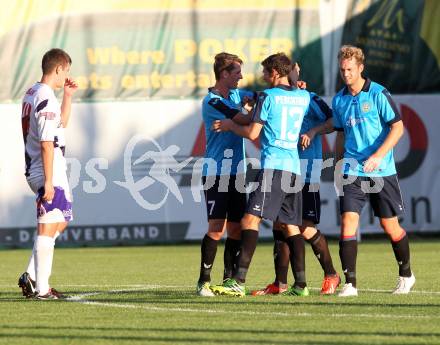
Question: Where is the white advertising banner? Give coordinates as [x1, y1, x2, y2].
[1, 95, 439, 247]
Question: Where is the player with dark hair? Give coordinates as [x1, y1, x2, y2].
[18, 48, 77, 299]
[333, 45, 415, 296]
[210, 53, 311, 297]
[252, 63, 341, 296]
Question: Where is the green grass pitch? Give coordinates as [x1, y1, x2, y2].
[0, 240, 439, 345]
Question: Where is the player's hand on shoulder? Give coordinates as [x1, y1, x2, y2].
[64, 78, 78, 97]
[242, 96, 255, 112]
[297, 80, 307, 89]
[211, 119, 233, 132]
[43, 182, 55, 202]
[243, 102, 254, 114]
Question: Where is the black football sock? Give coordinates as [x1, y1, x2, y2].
[339, 238, 357, 287]
[223, 237, 241, 280]
[286, 234, 306, 289]
[234, 229, 259, 284]
[198, 234, 219, 283]
[306, 230, 337, 276]
[391, 234, 411, 277]
[273, 229, 289, 285]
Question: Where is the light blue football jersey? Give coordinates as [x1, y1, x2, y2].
[252, 85, 310, 174]
[298, 93, 332, 183]
[332, 78, 401, 177]
[202, 88, 256, 176]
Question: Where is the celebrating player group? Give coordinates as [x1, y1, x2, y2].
[17, 45, 415, 300]
[197, 46, 415, 298]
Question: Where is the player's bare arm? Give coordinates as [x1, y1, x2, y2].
[231, 113, 252, 125]
[212, 119, 262, 140]
[363, 120, 404, 173]
[41, 141, 55, 201]
[300, 118, 334, 150]
[60, 78, 78, 128]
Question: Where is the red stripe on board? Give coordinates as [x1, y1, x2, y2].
[400, 104, 428, 150]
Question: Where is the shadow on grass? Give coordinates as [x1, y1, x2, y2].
[0, 327, 436, 345]
[1, 325, 440, 338]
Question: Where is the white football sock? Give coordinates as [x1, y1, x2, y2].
[26, 240, 37, 281]
[35, 235, 55, 295]
[26, 231, 60, 281]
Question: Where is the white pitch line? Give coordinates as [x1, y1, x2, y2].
[71, 299, 292, 317]
[0, 284, 186, 288]
[65, 288, 440, 320]
[2, 283, 440, 295]
[68, 287, 291, 316]
[3, 283, 440, 295]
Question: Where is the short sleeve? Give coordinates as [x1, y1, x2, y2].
[308, 93, 332, 122]
[207, 97, 240, 119]
[252, 92, 270, 123]
[332, 96, 344, 131]
[378, 89, 401, 125]
[36, 99, 58, 142]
